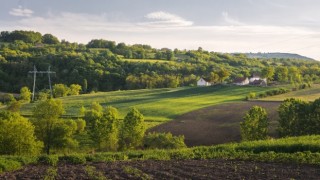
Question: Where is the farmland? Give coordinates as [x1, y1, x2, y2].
[2, 135, 320, 179]
[260, 84, 320, 102]
[19, 85, 278, 127]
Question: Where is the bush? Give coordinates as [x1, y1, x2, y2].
[37, 155, 59, 166]
[0, 158, 21, 173]
[143, 132, 186, 149]
[59, 154, 86, 164]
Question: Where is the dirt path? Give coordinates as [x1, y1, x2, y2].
[150, 101, 281, 147]
[1, 159, 319, 179]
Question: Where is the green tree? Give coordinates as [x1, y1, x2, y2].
[274, 66, 289, 82]
[32, 99, 71, 154]
[240, 106, 269, 141]
[119, 108, 146, 150]
[103, 106, 120, 151]
[83, 79, 88, 93]
[217, 68, 231, 83]
[261, 67, 275, 81]
[53, 84, 70, 98]
[278, 98, 309, 137]
[69, 84, 82, 95]
[20, 86, 31, 102]
[42, 33, 59, 44]
[0, 111, 43, 155]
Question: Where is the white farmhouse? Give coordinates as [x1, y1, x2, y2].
[233, 77, 249, 86]
[197, 78, 211, 86]
[249, 75, 267, 83]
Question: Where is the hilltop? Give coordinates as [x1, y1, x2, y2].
[245, 52, 314, 61]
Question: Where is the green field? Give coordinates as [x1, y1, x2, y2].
[20, 85, 277, 127]
[260, 84, 320, 102]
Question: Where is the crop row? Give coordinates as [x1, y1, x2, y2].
[1, 135, 320, 173]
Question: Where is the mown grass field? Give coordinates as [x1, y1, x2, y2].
[260, 84, 320, 102]
[20, 85, 277, 127]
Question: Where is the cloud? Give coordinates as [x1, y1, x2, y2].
[222, 11, 244, 26]
[141, 11, 193, 27]
[9, 6, 34, 17]
[2, 11, 319, 59]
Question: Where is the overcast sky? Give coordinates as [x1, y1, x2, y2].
[1, 0, 320, 59]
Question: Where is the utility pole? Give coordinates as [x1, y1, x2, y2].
[28, 66, 56, 101]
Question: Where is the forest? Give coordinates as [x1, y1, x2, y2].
[0, 30, 319, 94]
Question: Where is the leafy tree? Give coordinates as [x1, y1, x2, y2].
[274, 66, 289, 82]
[53, 84, 69, 98]
[42, 34, 59, 44]
[261, 67, 274, 81]
[119, 108, 146, 150]
[32, 99, 71, 154]
[103, 106, 120, 151]
[69, 84, 82, 95]
[217, 68, 230, 83]
[83, 79, 88, 93]
[278, 98, 309, 137]
[0, 111, 43, 155]
[20, 86, 31, 102]
[240, 106, 269, 141]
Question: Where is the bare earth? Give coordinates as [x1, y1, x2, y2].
[1, 159, 320, 180]
[150, 101, 281, 147]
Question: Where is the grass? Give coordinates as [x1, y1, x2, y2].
[260, 84, 320, 102]
[20, 85, 278, 127]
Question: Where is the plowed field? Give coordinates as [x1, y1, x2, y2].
[150, 101, 281, 146]
[1, 159, 320, 179]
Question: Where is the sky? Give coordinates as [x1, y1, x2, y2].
[1, 0, 320, 59]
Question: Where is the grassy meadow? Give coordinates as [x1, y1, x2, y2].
[260, 84, 320, 102]
[20, 85, 278, 127]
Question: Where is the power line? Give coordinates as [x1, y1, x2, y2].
[28, 66, 56, 101]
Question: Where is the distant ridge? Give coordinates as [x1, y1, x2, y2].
[244, 52, 314, 61]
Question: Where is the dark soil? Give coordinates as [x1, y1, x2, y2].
[150, 101, 281, 147]
[1, 159, 319, 180]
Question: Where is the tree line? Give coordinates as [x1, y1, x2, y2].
[240, 97, 320, 141]
[0, 30, 320, 93]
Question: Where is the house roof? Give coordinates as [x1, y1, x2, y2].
[250, 79, 265, 85]
[233, 77, 248, 83]
[198, 77, 211, 82]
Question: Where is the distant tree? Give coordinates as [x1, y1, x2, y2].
[119, 108, 146, 150]
[20, 86, 31, 102]
[83, 79, 88, 93]
[42, 34, 59, 44]
[261, 67, 275, 81]
[274, 66, 289, 82]
[208, 72, 219, 83]
[0, 111, 43, 155]
[69, 84, 82, 95]
[240, 106, 269, 141]
[217, 68, 231, 83]
[53, 84, 69, 98]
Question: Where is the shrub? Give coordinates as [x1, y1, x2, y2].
[0, 158, 21, 173]
[37, 155, 59, 166]
[143, 132, 186, 149]
[59, 154, 86, 164]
